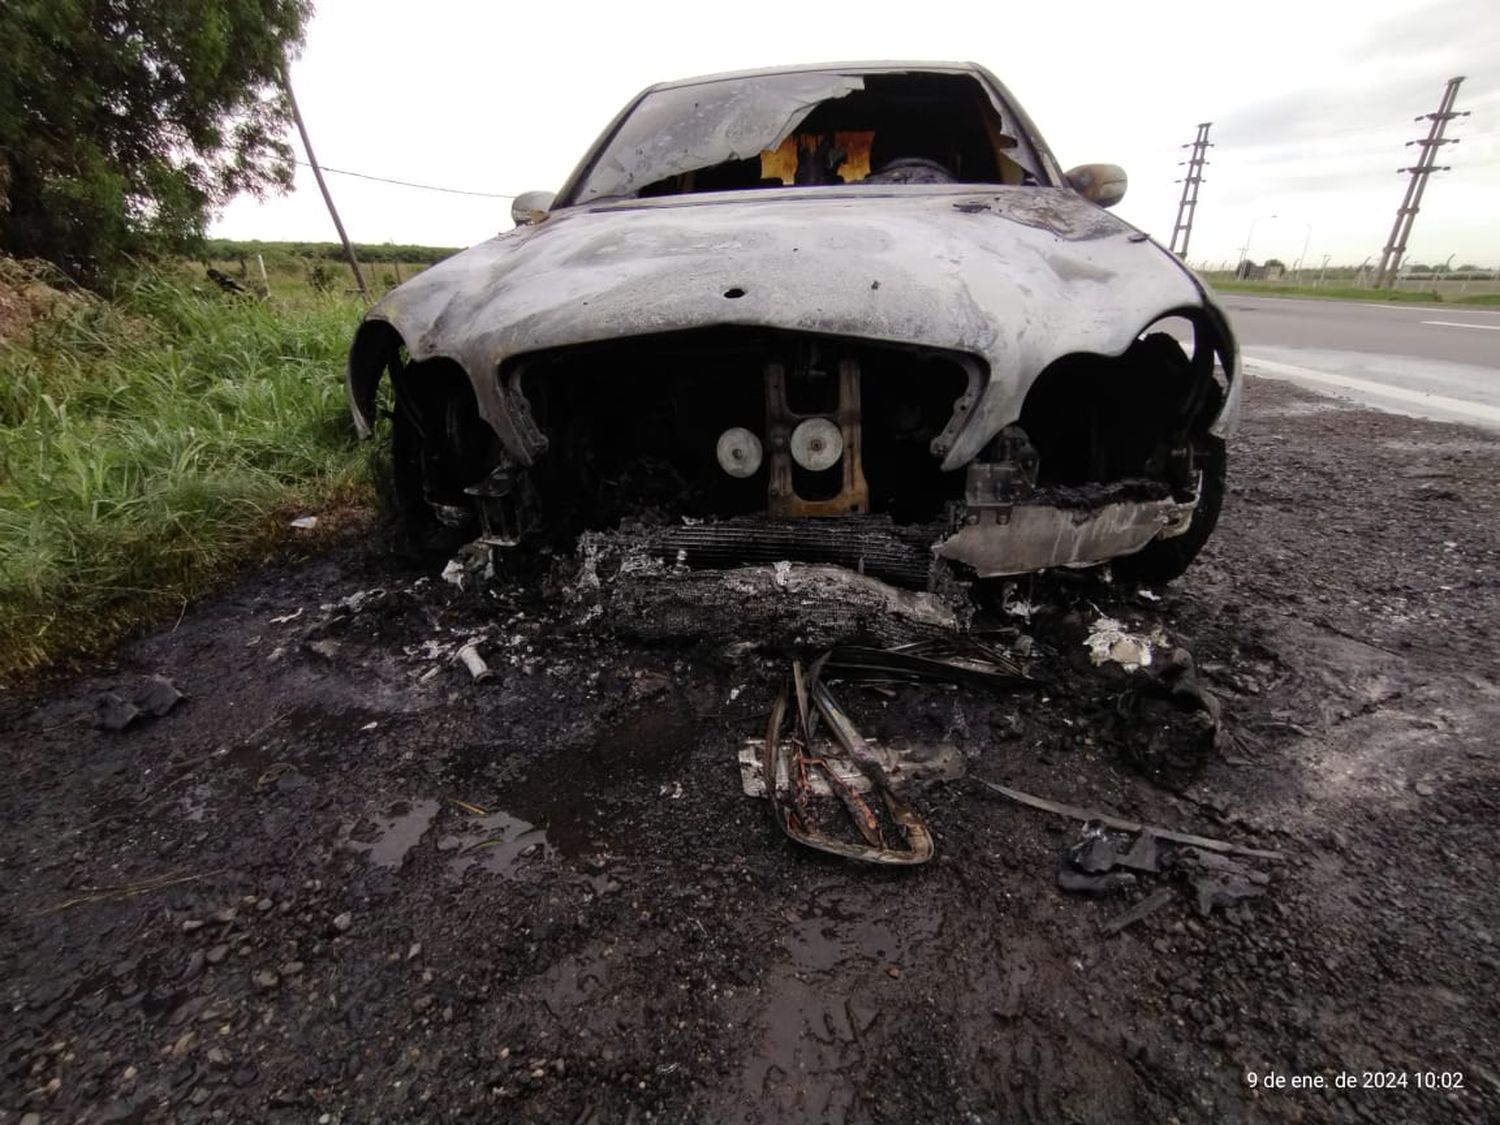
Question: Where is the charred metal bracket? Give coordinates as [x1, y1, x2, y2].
[765, 356, 869, 517]
[500, 361, 550, 462]
[1159, 470, 1201, 539]
[929, 356, 985, 461]
[464, 457, 541, 545]
[957, 425, 1039, 527]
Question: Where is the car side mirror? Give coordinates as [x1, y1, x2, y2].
[1064, 164, 1127, 208]
[511, 190, 556, 227]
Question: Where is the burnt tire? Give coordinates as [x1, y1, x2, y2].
[387, 401, 436, 543]
[384, 361, 490, 548]
[1112, 435, 1227, 586]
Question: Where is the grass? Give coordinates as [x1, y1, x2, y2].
[0, 265, 377, 681]
[202, 238, 459, 266]
[1207, 280, 1500, 306]
[202, 257, 438, 302]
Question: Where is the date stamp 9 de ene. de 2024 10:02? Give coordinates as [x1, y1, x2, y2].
[1246, 1071, 1466, 1093]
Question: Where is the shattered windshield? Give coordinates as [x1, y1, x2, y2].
[564, 70, 1043, 205]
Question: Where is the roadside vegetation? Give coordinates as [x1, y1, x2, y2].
[2, 3, 314, 287]
[1206, 279, 1500, 306]
[0, 259, 375, 680]
[199, 242, 457, 301]
[1200, 273, 1500, 309]
[203, 239, 460, 267]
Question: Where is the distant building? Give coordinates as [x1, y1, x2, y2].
[1234, 259, 1286, 281]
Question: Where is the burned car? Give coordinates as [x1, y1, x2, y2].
[347, 62, 1240, 586]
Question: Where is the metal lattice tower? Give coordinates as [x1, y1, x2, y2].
[1168, 123, 1213, 260]
[1374, 77, 1468, 289]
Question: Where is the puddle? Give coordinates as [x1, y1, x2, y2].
[347, 798, 440, 868]
[741, 900, 944, 1123]
[497, 705, 699, 858]
[443, 809, 552, 879]
[782, 899, 944, 974]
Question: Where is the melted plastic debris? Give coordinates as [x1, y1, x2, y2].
[1084, 616, 1168, 670]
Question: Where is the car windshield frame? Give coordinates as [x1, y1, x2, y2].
[554, 66, 1059, 208]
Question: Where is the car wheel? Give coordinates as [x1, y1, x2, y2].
[1111, 435, 1227, 585]
[387, 398, 437, 542]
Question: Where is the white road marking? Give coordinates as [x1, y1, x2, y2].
[1226, 295, 1500, 318]
[1342, 303, 1500, 317]
[1243, 356, 1500, 427]
[1421, 320, 1500, 331]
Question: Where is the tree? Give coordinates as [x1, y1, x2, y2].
[0, 1, 312, 286]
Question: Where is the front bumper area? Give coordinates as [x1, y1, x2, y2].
[934, 481, 1195, 579]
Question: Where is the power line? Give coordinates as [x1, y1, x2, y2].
[294, 159, 516, 199]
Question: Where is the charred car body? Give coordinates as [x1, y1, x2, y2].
[347, 62, 1240, 586]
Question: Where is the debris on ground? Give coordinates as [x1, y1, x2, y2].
[740, 627, 1037, 865]
[456, 641, 493, 682]
[821, 636, 1032, 690]
[1057, 867, 1138, 895]
[92, 675, 185, 731]
[1177, 846, 1272, 916]
[738, 739, 964, 797]
[566, 530, 967, 649]
[288, 515, 319, 530]
[973, 778, 1283, 861]
[1053, 818, 1275, 930]
[1115, 646, 1223, 787]
[441, 539, 499, 589]
[1073, 828, 1161, 875]
[1100, 887, 1176, 934]
[761, 661, 936, 865]
[605, 562, 963, 649]
[1084, 615, 1167, 670]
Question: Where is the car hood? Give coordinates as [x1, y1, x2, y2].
[367, 185, 1217, 468]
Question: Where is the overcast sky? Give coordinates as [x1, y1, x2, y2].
[212, 0, 1500, 268]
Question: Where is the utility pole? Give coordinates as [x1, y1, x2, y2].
[283, 69, 369, 302]
[1168, 122, 1212, 260]
[1374, 77, 1468, 289]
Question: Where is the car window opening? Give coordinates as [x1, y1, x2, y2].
[576, 71, 1038, 204]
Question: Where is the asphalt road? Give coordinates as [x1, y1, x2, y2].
[1221, 293, 1500, 428]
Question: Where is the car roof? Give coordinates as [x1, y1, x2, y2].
[648, 61, 989, 92]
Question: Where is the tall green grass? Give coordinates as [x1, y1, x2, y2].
[0, 270, 372, 679]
